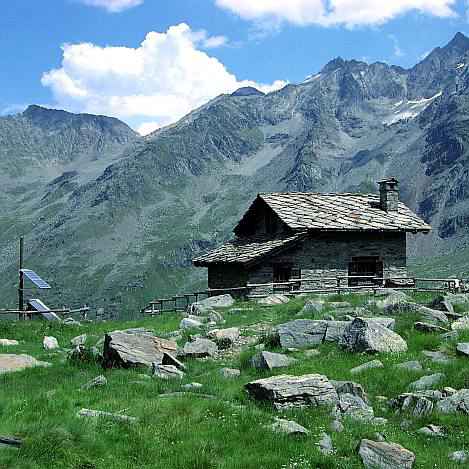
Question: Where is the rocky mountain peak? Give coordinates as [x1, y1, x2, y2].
[231, 87, 265, 97]
[445, 32, 469, 53]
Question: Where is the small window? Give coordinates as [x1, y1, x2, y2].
[273, 265, 292, 283]
[348, 256, 383, 286]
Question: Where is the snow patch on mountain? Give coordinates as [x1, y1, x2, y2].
[383, 92, 442, 125]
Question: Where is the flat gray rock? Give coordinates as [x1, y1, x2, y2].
[422, 350, 453, 365]
[198, 294, 234, 308]
[258, 294, 290, 306]
[277, 320, 327, 348]
[180, 317, 204, 330]
[77, 408, 137, 423]
[206, 327, 239, 348]
[81, 375, 107, 390]
[271, 418, 309, 436]
[219, 368, 240, 379]
[0, 354, 51, 374]
[456, 343, 469, 356]
[359, 439, 415, 469]
[245, 373, 339, 410]
[43, 336, 59, 350]
[103, 330, 177, 369]
[408, 373, 445, 391]
[436, 389, 469, 414]
[0, 339, 19, 346]
[324, 321, 350, 342]
[250, 351, 297, 370]
[417, 424, 445, 438]
[335, 393, 374, 421]
[350, 359, 384, 375]
[317, 432, 334, 455]
[452, 316, 469, 331]
[414, 322, 448, 333]
[183, 338, 218, 358]
[331, 380, 369, 403]
[394, 361, 423, 372]
[151, 364, 185, 380]
[340, 318, 407, 353]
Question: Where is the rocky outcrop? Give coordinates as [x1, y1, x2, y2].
[245, 374, 339, 410]
[277, 320, 327, 348]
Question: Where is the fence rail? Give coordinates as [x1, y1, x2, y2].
[141, 275, 465, 316]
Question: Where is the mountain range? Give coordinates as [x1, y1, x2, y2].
[2, 33, 469, 315]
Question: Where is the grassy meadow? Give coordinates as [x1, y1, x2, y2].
[0, 293, 469, 468]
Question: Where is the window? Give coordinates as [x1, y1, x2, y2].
[273, 265, 293, 283]
[348, 257, 383, 287]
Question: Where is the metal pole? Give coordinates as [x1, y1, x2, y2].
[18, 236, 24, 319]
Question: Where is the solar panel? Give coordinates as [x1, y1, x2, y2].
[20, 269, 51, 289]
[27, 299, 60, 321]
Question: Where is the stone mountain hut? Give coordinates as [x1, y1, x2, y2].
[193, 178, 431, 294]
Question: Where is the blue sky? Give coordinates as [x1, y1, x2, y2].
[1, 0, 469, 133]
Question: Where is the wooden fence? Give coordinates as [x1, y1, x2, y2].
[141, 275, 465, 316]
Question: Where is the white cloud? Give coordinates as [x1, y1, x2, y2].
[215, 0, 457, 27]
[388, 34, 404, 58]
[41, 24, 286, 131]
[79, 0, 143, 12]
[137, 121, 161, 136]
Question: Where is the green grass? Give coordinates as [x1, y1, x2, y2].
[1, 293, 469, 468]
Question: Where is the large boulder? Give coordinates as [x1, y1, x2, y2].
[43, 336, 59, 350]
[180, 317, 204, 330]
[429, 296, 455, 315]
[250, 351, 297, 370]
[245, 373, 339, 410]
[277, 320, 327, 348]
[324, 321, 350, 343]
[384, 302, 448, 324]
[408, 373, 445, 391]
[103, 329, 177, 369]
[199, 294, 235, 308]
[359, 439, 415, 469]
[335, 393, 374, 421]
[339, 318, 407, 353]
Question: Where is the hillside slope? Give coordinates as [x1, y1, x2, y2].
[2, 34, 469, 313]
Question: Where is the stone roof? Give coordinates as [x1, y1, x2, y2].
[240, 192, 431, 233]
[193, 232, 307, 267]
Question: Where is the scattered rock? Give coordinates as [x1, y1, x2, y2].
[43, 336, 59, 350]
[350, 359, 384, 375]
[394, 361, 423, 372]
[198, 294, 234, 308]
[277, 320, 327, 348]
[250, 351, 297, 370]
[422, 350, 453, 365]
[0, 339, 19, 346]
[324, 321, 350, 342]
[71, 334, 87, 346]
[330, 419, 344, 432]
[0, 354, 51, 374]
[441, 330, 459, 341]
[390, 393, 434, 417]
[456, 342, 469, 356]
[152, 364, 185, 380]
[417, 424, 445, 438]
[299, 300, 324, 315]
[271, 418, 309, 436]
[358, 439, 415, 469]
[63, 317, 81, 326]
[180, 317, 204, 330]
[304, 349, 321, 358]
[451, 316, 469, 331]
[449, 451, 469, 463]
[183, 338, 218, 358]
[206, 327, 239, 348]
[408, 373, 445, 391]
[81, 375, 107, 390]
[317, 432, 334, 455]
[340, 318, 407, 353]
[436, 388, 469, 414]
[257, 294, 290, 306]
[335, 393, 374, 421]
[429, 296, 455, 315]
[331, 380, 369, 403]
[77, 408, 137, 423]
[68, 344, 100, 363]
[414, 322, 448, 333]
[245, 373, 339, 410]
[182, 382, 203, 390]
[329, 301, 351, 309]
[219, 367, 240, 379]
[103, 330, 177, 369]
[207, 311, 225, 324]
[161, 352, 186, 371]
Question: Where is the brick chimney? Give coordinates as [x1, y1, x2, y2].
[378, 177, 399, 212]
